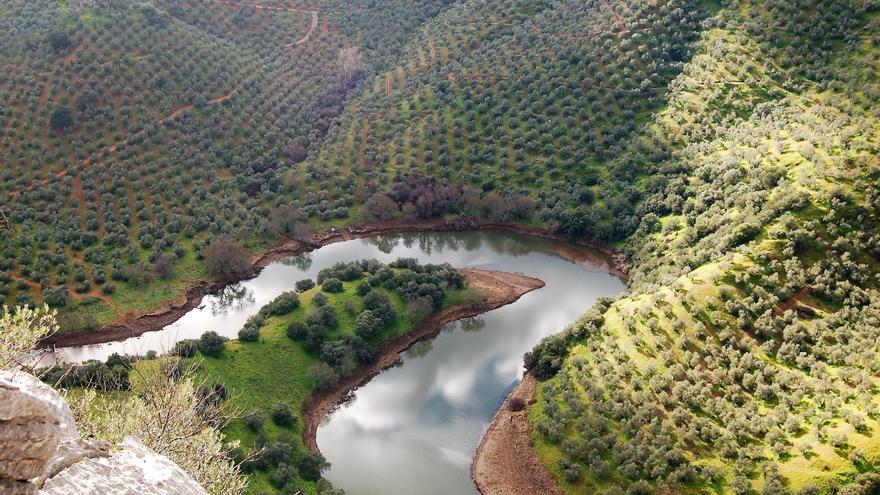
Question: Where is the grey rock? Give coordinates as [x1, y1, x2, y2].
[35, 437, 112, 486]
[0, 371, 67, 481]
[39, 437, 209, 495]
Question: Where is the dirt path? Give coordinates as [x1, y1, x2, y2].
[301, 269, 545, 451]
[209, 0, 315, 14]
[286, 11, 318, 47]
[472, 373, 562, 495]
[424, 26, 437, 59]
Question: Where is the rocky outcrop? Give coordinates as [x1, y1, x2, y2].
[0, 370, 207, 495]
[40, 437, 208, 495]
[0, 371, 71, 494]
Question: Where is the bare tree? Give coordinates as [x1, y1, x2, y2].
[336, 46, 365, 83]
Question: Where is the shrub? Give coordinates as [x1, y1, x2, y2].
[295, 279, 315, 292]
[286, 321, 306, 340]
[296, 451, 330, 482]
[363, 289, 397, 326]
[42, 287, 69, 308]
[172, 339, 199, 358]
[197, 331, 227, 357]
[50, 107, 74, 132]
[307, 362, 339, 392]
[405, 297, 434, 324]
[354, 310, 382, 340]
[271, 403, 297, 427]
[356, 281, 371, 296]
[307, 305, 338, 329]
[508, 397, 526, 412]
[244, 410, 265, 432]
[312, 292, 329, 306]
[204, 239, 250, 278]
[321, 278, 343, 293]
[269, 463, 299, 490]
[267, 291, 300, 315]
[238, 326, 260, 342]
[153, 254, 174, 279]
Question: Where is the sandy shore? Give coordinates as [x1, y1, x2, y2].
[472, 372, 562, 495]
[301, 268, 545, 451]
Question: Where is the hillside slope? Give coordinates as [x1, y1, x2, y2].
[525, 1, 880, 493]
[0, 0, 452, 331]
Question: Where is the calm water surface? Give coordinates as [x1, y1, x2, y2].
[48, 231, 624, 495]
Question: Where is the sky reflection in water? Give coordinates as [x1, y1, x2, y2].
[46, 231, 623, 495]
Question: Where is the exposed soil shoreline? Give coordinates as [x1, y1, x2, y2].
[301, 268, 545, 452]
[41, 217, 626, 348]
[472, 373, 561, 495]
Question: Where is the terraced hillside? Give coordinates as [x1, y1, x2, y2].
[523, 1, 880, 493]
[292, 0, 713, 240]
[0, 0, 452, 331]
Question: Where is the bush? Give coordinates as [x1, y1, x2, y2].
[172, 339, 199, 358]
[405, 297, 434, 324]
[50, 107, 74, 132]
[197, 331, 227, 357]
[269, 463, 299, 490]
[321, 278, 343, 293]
[312, 292, 329, 307]
[42, 286, 69, 308]
[356, 281, 371, 296]
[205, 239, 251, 279]
[244, 410, 265, 431]
[266, 291, 300, 315]
[271, 403, 297, 427]
[286, 321, 306, 340]
[295, 279, 315, 292]
[296, 451, 330, 482]
[363, 289, 397, 326]
[354, 310, 382, 340]
[238, 326, 260, 342]
[307, 305, 338, 329]
[307, 362, 339, 392]
[508, 397, 526, 412]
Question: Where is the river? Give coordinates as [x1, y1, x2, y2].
[45, 231, 624, 495]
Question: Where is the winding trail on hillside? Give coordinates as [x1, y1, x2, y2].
[302, 268, 546, 452]
[424, 25, 437, 59]
[286, 11, 318, 47]
[472, 372, 561, 495]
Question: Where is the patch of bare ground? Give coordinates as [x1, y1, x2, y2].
[302, 269, 545, 451]
[472, 373, 562, 495]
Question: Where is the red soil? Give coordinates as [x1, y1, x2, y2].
[472, 373, 562, 495]
[5, 87, 238, 200]
[424, 26, 437, 59]
[284, 11, 318, 47]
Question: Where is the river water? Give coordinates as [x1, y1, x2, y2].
[45, 231, 624, 495]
